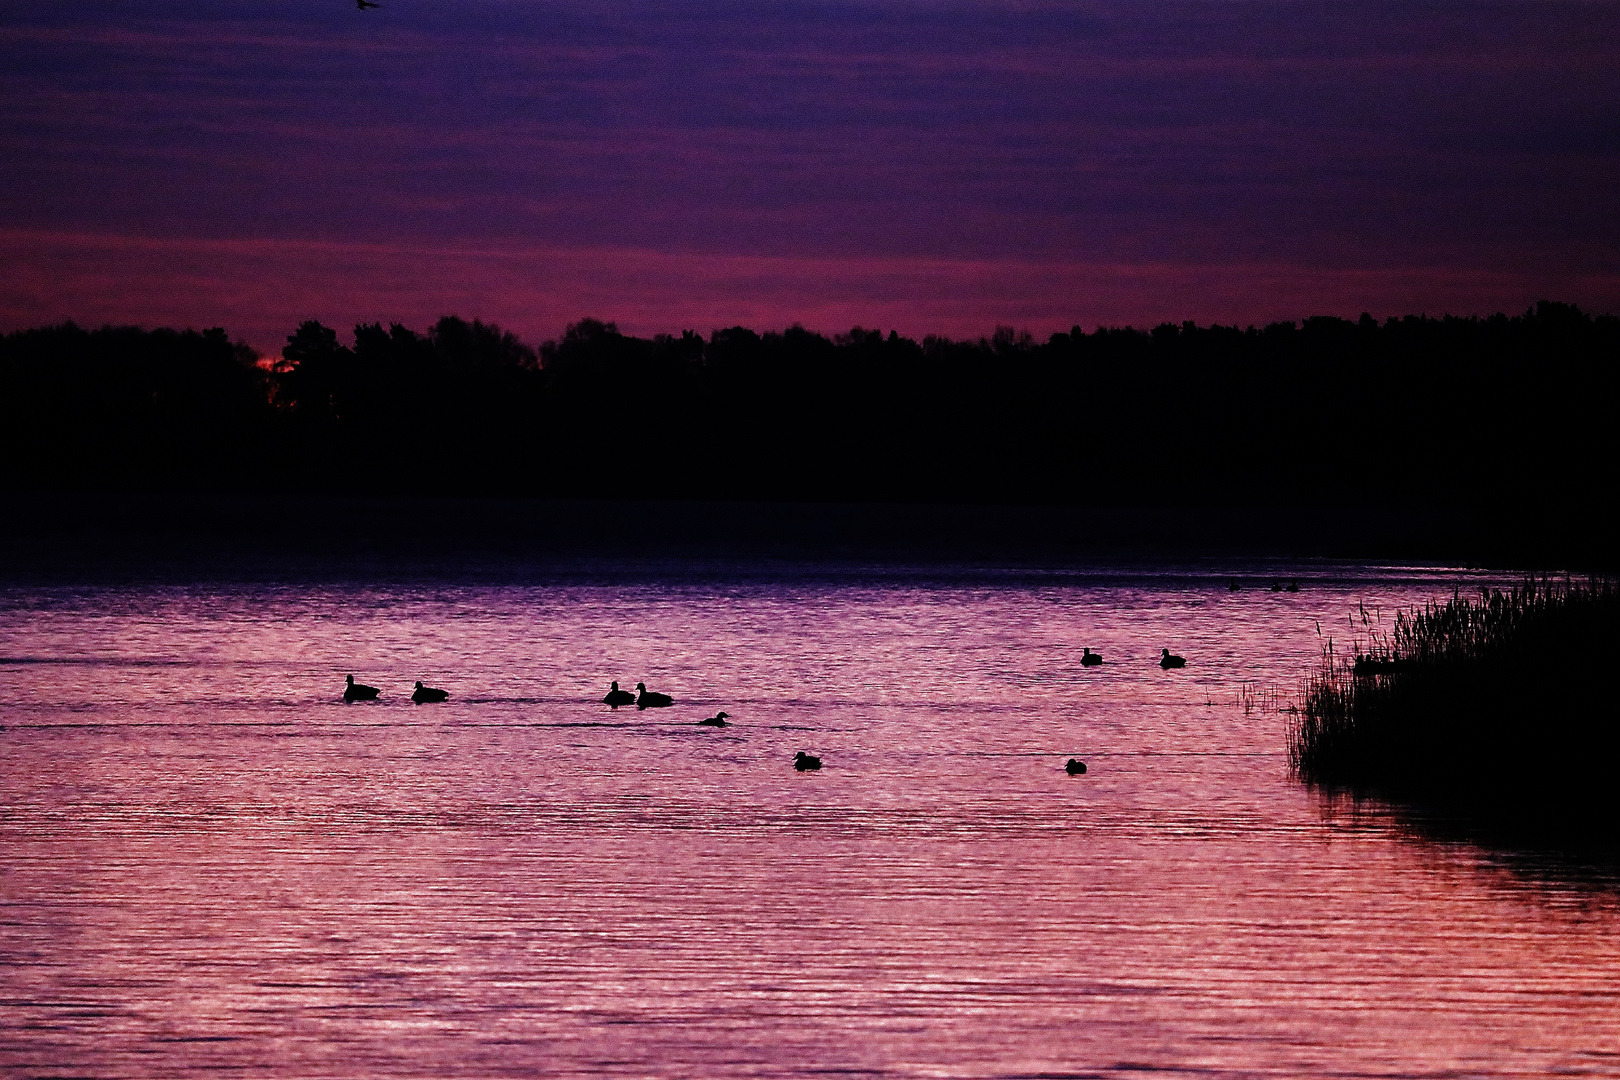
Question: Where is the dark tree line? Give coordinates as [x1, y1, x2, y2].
[2, 304, 1615, 510]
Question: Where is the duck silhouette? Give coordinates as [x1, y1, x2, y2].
[1286, 580, 1300, 593]
[1065, 758, 1087, 775]
[635, 682, 673, 709]
[602, 681, 635, 708]
[411, 680, 449, 704]
[343, 674, 380, 702]
[1081, 647, 1103, 666]
[1229, 578, 1241, 591]
[1159, 648, 1187, 669]
[794, 751, 822, 771]
[697, 712, 729, 727]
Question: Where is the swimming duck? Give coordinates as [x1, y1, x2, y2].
[602, 681, 635, 708]
[1065, 758, 1087, 775]
[411, 680, 449, 704]
[343, 674, 380, 702]
[635, 682, 673, 709]
[1159, 648, 1186, 669]
[1286, 580, 1299, 593]
[794, 751, 822, 771]
[697, 712, 729, 727]
[1081, 647, 1103, 666]
[1229, 579, 1241, 591]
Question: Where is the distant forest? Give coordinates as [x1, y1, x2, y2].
[3, 304, 1616, 509]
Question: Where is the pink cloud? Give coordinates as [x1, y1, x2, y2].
[5, 228, 1613, 353]
[5, 3, 1618, 343]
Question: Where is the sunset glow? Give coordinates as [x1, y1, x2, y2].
[3, 1, 1617, 348]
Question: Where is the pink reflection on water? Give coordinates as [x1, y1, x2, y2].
[2, 565, 1616, 1077]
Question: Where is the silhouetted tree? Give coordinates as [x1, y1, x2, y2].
[275, 320, 350, 417]
[0, 322, 269, 487]
[2, 305, 1614, 524]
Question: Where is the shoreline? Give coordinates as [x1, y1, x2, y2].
[0, 493, 1602, 579]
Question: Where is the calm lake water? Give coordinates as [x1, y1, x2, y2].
[2, 560, 1617, 1078]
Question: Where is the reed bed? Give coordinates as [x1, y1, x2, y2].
[1289, 578, 1619, 817]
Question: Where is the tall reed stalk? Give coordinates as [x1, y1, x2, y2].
[1289, 578, 1619, 817]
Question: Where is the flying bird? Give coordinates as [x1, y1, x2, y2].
[356, 0, 381, 9]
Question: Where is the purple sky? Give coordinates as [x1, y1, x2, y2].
[3, 1, 1617, 350]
